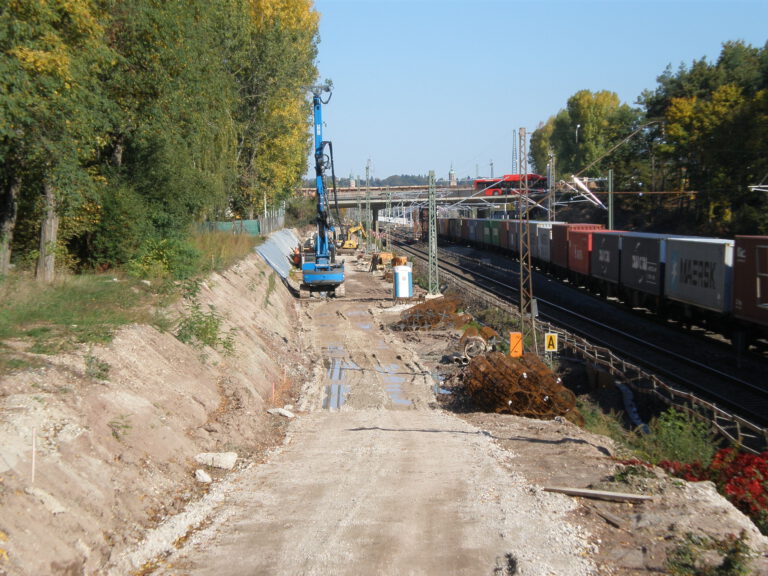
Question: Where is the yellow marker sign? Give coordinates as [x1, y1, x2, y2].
[509, 332, 523, 358]
[545, 332, 558, 352]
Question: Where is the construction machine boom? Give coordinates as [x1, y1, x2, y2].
[300, 84, 345, 298]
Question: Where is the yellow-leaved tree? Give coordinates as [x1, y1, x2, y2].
[233, 0, 319, 219]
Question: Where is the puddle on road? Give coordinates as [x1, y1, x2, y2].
[320, 338, 414, 409]
[376, 362, 412, 406]
[323, 347, 357, 410]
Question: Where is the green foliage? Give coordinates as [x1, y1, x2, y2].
[285, 194, 317, 228]
[3, 0, 320, 276]
[630, 408, 717, 466]
[175, 281, 236, 355]
[576, 398, 632, 445]
[531, 40, 768, 234]
[577, 401, 717, 465]
[126, 238, 201, 281]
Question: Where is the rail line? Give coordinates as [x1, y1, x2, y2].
[389, 233, 768, 451]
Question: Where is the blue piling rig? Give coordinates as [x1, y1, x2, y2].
[300, 84, 345, 297]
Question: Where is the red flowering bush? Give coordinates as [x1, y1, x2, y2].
[660, 448, 768, 535]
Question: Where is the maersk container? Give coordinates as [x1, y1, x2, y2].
[590, 231, 623, 283]
[568, 230, 593, 276]
[619, 232, 667, 296]
[733, 235, 768, 328]
[665, 238, 734, 313]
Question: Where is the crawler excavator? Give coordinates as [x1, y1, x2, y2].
[299, 84, 345, 298]
[338, 222, 367, 252]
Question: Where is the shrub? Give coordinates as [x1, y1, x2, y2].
[631, 408, 716, 466]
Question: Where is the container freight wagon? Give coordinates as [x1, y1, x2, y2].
[733, 236, 768, 337]
[436, 217, 768, 350]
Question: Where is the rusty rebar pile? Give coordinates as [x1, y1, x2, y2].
[394, 296, 471, 331]
[463, 352, 577, 420]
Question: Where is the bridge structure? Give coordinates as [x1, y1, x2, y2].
[298, 184, 543, 226]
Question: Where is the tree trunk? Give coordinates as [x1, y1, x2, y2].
[36, 180, 59, 283]
[0, 173, 20, 275]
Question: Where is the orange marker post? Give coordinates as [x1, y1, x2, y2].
[509, 332, 523, 358]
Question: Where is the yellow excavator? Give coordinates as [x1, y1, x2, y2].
[339, 223, 367, 251]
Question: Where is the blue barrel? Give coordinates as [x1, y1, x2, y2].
[393, 265, 413, 298]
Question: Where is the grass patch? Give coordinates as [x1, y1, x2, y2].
[0, 229, 264, 376]
[191, 230, 261, 274]
[0, 274, 155, 360]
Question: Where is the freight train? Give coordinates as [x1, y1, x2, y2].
[437, 218, 768, 351]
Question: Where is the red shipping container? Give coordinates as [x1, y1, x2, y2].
[733, 235, 768, 328]
[568, 230, 593, 275]
[551, 223, 604, 269]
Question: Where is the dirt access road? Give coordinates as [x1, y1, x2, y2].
[142, 261, 597, 576]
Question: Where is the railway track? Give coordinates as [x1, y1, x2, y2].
[389, 235, 768, 450]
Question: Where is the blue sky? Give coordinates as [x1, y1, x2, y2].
[310, 0, 767, 181]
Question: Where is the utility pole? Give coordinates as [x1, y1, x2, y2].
[365, 159, 371, 250]
[548, 148, 556, 222]
[385, 188, 392, 248]
[608, 169, 614, 230]
[427, 170, 440, 296]
[517, 128, 538, 355]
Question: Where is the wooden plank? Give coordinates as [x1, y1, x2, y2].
[590, 505, 630, 531]
[543, 486, 653, 503]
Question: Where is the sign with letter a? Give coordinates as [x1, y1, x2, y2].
[544, 332, 558, 352]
